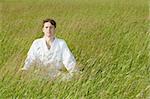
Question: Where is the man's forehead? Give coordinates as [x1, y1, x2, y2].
[44, 22, 54, 27]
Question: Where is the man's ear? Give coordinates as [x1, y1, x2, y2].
[42, 27, 44, 32]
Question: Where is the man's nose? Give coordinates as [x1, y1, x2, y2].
[48, 28, 51, 31]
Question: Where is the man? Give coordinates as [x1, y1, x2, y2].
[21, 18, 78, 79]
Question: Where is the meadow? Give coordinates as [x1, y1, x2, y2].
[0, 0, 150, 98]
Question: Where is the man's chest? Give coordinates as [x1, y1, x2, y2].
[35, 44, 62, 61]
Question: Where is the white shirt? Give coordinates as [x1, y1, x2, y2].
[23, 37, 77, 76]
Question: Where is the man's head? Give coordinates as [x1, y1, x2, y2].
[42, 18, 56, 38]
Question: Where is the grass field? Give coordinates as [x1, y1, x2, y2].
[0, 0, 150, 98]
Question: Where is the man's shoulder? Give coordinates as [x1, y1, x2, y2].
[56, 37, 66, 45]
[32, 38, 43, 44]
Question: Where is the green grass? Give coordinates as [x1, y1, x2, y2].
[0, 0, 150, 98]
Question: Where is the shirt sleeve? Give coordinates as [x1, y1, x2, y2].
[23, 41, 37, 70]
[62, 40, 78, 73]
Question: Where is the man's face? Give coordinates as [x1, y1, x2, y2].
[42, 22, 55, 38]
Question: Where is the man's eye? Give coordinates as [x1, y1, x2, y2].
[46, 27, 48, 28]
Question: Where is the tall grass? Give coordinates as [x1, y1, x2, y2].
[0, 0, 150, 98]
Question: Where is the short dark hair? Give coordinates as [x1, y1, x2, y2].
[43, 18, 56, 28]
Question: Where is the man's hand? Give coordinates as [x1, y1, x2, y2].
[19, 68, 28, 72]
[21, 68, 27, 70]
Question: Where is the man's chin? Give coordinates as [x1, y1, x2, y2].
[47, 35, 54, 38]
[46, 34, 52, 37]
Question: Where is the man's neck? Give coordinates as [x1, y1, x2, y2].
[44, 36, 55, 49]
[44, 36, 55, 47]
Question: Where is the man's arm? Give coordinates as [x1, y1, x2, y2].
[62, 40, 79, 76]
[21, 41, 37, 71]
